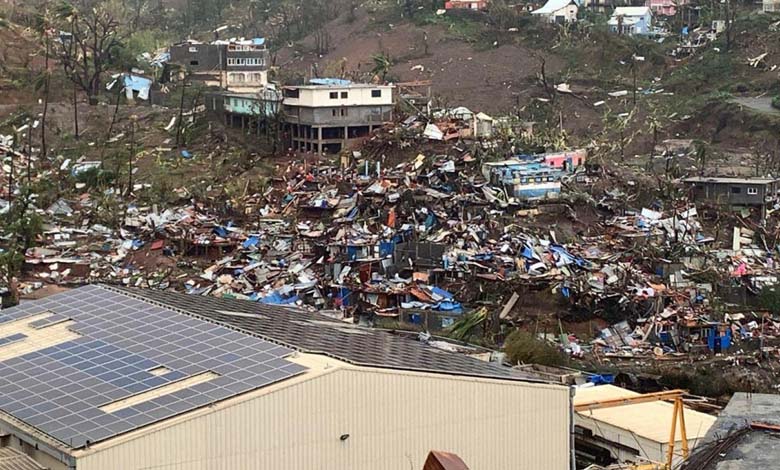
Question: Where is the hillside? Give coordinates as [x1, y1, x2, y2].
[277, 8, 563, 114]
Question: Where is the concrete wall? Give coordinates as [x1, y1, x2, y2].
[690, 182, 770, 206]
[284, 86, 393, 108]
[73, 357, 571, 470]
[287, 105, 393, 126]
[169, 44, 222, 72]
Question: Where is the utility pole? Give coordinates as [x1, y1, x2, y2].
[102, 75, 124, 169]
[631, 58, 638, 107]
[127, 115, 137, 197]
[175, 78, 188, 148]
[73, 81, 79, 140]
[6, 149, 12, 204]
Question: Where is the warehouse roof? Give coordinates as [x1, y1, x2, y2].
[115, 286, 530, 381]
[574, 385, 715, 443]
[0, 447, 46, 470]
[691, 393, 780, 470]
[0, 285, 305, 449]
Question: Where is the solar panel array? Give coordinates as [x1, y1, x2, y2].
[0, 285, 306, 448]
[123, 286, 530, 381]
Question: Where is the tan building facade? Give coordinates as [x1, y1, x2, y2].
[6, 355, 571, 470]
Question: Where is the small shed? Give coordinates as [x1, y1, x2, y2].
[423, 450, 470, 470]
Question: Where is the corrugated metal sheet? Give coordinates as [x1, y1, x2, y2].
[0, 448, 46, 470]
[76, 360, 570, 470]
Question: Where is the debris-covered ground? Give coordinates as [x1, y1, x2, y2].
[3, 3, 780, 405]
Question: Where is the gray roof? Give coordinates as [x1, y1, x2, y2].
[0, 285, 304, 449]
[693, 393, 780, 470]
[683, 176, 779, 185]
[0, 447, 46, 470]
[116, 286, 532, 382]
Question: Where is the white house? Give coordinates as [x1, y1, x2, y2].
[764, 0, 780, 12]
[282, 80, 395, 154]
[609, 6, 653, 35]
[532, 0, 580, 23]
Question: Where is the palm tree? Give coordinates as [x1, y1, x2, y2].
[371, 53, 392, 82]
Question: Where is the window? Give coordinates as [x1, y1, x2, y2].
[284, 89, 299, 98]
[731, 187, 742, 194]
[340, 108, 348, 116]
[747, 187, 759, 195]
[371, 89, 382, 98]
[330, 92, 338, 99]
[341, 91, 348, 99]
[251, 73, 263, 82]
[227, 58, 236, 66]
[190, 60, 199, 66]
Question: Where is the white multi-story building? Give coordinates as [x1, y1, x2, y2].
[282, 80, 395, 154]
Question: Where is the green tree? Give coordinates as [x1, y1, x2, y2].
[0, 188, 44, 302]
[759, 285, 780, 316]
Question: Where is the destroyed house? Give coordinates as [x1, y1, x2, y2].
[684, 176, 779, 215]
[0, 285, 573, 470]
[282, 80, 395, 154]
[444, 0, 490, 10]
[481, 160, 563, 199]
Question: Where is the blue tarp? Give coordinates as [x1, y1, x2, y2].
[424, 213, 436, 229]
[430, 286, 455, 300]
[251, 37, 266, 45]
[379, 241, 395, 257]
[243, 236, 260, 249]
[180, 150, 193, 159]
[707, 326, 732, 351]
[587, 374, 615, 385]
[436, 301, 463, 313]
[213, 226, 229, 238]
[336, 288, 352, 307]
[261, 291, 299, 305]
[550, 244, 589, 268]
[122, 74, 152, 100]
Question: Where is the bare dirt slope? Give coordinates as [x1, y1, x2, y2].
[277, 8, 563, 114]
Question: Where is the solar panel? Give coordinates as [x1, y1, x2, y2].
[0, 333, 27, 347]
[0, 285, 306, 448]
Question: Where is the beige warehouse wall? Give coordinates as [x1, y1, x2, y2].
[75, 363, 570, 470]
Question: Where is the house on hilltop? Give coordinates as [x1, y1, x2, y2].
[609, 6, 653, 35]
[532, 0, 580, 23]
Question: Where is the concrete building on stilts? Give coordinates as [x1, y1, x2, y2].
[281, 79, 395, 154]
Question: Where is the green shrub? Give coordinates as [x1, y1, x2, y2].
[772, 96, 780, 111]
[504, 330, 566, 366]
[74, 168, 116, 188]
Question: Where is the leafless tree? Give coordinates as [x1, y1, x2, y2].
[56, 2, 122, 104]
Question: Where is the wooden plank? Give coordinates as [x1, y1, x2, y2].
[499, 292, 520, 320]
